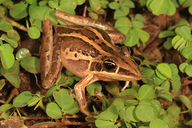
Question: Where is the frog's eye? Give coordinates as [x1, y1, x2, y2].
[103, 59, 117, 72]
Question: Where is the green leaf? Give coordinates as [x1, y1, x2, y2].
[179, 26, 191, 40]
[48, 0, 58, 8]
[77, 0, 86, 5]
[34, 19, 43, 31]
[16, 48, 31, 61]
[28, 27, 41, 39]
[26, 0, 37, 4]
[185, 120, 192, 125]
[149, 0, 176, 16]
[124, 29, 139, 47]
[169, 64, 178, 75]
[185, 65, 192, 76]
[53, 90, 74, 109]
[0, 41, 14, 53]
[63, 102, 79, 114]
[151, 100, 161, 113]
[0, 104, 13, 112]
[115, 17, 131, 29]
[7, 30, 20, 43]
[13, 91, 32, 107]
[126, 106, 140, 122]
[135, 28, 150, 44]
[180, 46, 192, 59]
[112, 98, 124, 111]
[120, 5, 129, 15]
[114, 9, 125, 19]
[95, 106, 118, 121]
[57, 6, 75, 15]
[156, 63, 172, 79]
[118, 109, 129, 122]
[95, 119, 114, 128]
[123, 0, 135, 8]
[0, 5, 7, 17]
[105, 82, 119, 95]
[179, 63, 189, 73]
[1, 34, 18, 48]
[159, 30, 175, 38]
[57, 74, 71, 87]
[39, 1, 48, 6]
[149, 0, 167, 15]
[88, 12, 98, 20]
[182, 0, 192, 8]
[167, 105, 180, 120]
[0, 79, 6, 90]
[171, 80, 181, 96]
[135, 104, 156, 122]
[132, 21, 144, 29]
[118, 89, 137, 98]
[135, 14, 147, 23]
[138, 85, 155, 100]
[45, 86, 57, 98]
[142, 69, 154, 83]
[1, 110, 14, 119]
[139, 99, 152, 106]
[172, 35, 186, 50]
[146, 0, 153, 12]
[9, 2, 28, 19]
[27, 95, 40, 107]
[159, 114, 170, 125]
[109, 2, 119, 9]
[157, 87, 172, 102]
[153, 75, 164, 86]
[1, 61, 20, 88]
[171, 74, 180, 81]
[189, 6, 192, 15]
[60, 0, 77, 10]
[150, 118, 169, 128]
[178, 0, 186, 6]
[124, 98, 138, 106]
[163, 37, 173, 50]
[177, 95, 191, 110]
[46, 103, 62, 119]
[28, 5, 49, 21]
[2, 0, 14, 10]
[89, 0, 101, 12]
[44, 9, 58, 25]
[20, 56, 40, 74]
[161, 80, 170, 91]
[86, 82, 102, 96]
[0, 44, 15, 69]
[166, 0, 176, 16]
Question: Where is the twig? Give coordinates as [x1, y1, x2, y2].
[181, 79, 192, 86]
[1, 15, 28, 32]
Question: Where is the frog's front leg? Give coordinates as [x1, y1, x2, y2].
[40, 20, 62, 89]
[74, 74, 99, 115]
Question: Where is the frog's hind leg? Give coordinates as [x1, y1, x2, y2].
[74, 73, 99, 115]
[40, 20, 62, 89]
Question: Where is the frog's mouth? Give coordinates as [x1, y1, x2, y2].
[94, 71, 145, 82]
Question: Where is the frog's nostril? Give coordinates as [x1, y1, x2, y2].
[74, 53, 77, 57]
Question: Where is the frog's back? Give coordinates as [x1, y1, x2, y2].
[55, 25, 106, 77]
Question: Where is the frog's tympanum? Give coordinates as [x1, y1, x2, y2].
[40, 10, 144, 115]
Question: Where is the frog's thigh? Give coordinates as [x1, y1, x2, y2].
[74, 73, 98, 115]
[41, 38, 62, 89]
[40, 20, 53, 81]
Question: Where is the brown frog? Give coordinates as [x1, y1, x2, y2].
[40, 10, 143, 115]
